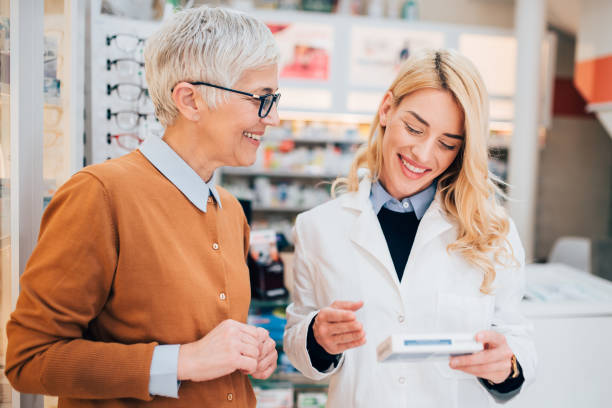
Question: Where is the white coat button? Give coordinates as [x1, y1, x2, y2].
[227, 393, 233, 401]
[398, 315, 405, 323]
[212, 243, 219, 250]
[219, 293, 226, 301]
[402, 201, 409, 208]
[398, 376, 406, 384]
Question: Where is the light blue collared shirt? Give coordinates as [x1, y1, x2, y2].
[369, 180, 436, 219]
[139, 135, 221, 212]
[138, 136, 222, 398]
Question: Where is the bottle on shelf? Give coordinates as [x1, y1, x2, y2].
[401, 0, 419, 20]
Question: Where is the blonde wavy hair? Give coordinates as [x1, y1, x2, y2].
[333, 49, 516, 294]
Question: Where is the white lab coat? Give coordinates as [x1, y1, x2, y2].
[284, 176, 536, 408]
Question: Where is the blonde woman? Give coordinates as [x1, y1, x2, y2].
[283, 49, 535, 407]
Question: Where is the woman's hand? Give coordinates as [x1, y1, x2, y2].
[313, 300, 366, 355]
[250, 327, 278, 380]
[449, 330, 514, 384]
[177, 319, 260, 382]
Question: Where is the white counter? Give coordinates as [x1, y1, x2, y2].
[506, 263, 612, 408]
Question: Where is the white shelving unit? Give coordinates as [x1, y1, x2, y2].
[222, 168, 348, 180]
[215, 10, 556, 230]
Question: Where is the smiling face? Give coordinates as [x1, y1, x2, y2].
[197, 64, 280, 168]
[378, 87, 465, 199]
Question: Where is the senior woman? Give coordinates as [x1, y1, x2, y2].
[5, 6, 280, 407]
[283, 49, 536, 407]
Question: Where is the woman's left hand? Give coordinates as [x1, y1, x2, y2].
[249, 327, 278, 380]
[449, 330, 514, 384]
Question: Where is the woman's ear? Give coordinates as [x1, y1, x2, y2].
[172, 83, 201, 122]
[378, 91, 394, 127]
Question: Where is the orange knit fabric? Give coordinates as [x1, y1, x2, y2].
[5, 151, 255, 407]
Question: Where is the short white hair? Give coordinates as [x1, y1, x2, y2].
[144, 6, 280, 127]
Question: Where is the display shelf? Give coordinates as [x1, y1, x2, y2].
[251, 372, 329, 389]
[264, 136, 366, 145]
[280, 110, 372, 124]
[270, 372, 329, 387]
[252, 205, 312, 213]
[222, 168, 345, 180]
[250, 297, 290, 309]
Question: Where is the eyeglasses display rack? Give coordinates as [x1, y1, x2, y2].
[87, 8, 163, 165]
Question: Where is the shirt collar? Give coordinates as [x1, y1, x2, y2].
[369, 180, 436, 220]
[138, 136, 221, 213]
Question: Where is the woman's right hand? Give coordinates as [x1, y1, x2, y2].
[177, 319, 260, 382]
[313, 300, 366, 355]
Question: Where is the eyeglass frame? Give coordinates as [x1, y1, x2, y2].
[172, 81, 281, 118]
[107, 83, 149, 101]
[106, 108, 157, 130]
[107, 132, 145, 151]
[106, 34, 145, 51]
[106, 58, 145, 72]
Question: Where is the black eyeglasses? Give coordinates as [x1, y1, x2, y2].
[107, 83, 149, 102]
[173, 81, 281, 118]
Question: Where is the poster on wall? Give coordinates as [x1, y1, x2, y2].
[267, 22, 333, 81]
[350, 26, 445, 87]
[459, 34, 516, 97]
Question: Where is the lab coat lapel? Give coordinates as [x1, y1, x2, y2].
[406, 198, 454, 268]
[343, 178, 401, 289]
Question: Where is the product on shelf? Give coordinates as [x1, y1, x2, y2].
[253, 386, 293, 408]
[296, 392, 327, 408]
[248, 229, 288, 299]
[248, 307, 287, 344]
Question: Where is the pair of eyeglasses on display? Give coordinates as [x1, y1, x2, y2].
[106, 34, 145, 54]
[107, 109, 157, 131]
[172, 81, 281, 118]
[107, 83, 149, 102]
[107, 132, 144, 151]
[107, 58, 144, 76]
[44, 104, 63, 130]
[44, 128, 62, 149]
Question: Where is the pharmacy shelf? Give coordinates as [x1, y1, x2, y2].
[222, 168, 344, 179]
[250, 298, 290, 309]
[252, 205, 313, 213]
[251, 372, 329, 389]
[264, 136, 366, 145]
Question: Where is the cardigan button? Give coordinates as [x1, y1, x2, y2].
[212, 243, 219, 250]
[219, 293, 226, 301]
[227, 393, 233, 401]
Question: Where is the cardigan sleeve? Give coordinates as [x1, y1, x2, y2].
[4, 171, 157, 401]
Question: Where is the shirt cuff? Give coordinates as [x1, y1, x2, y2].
[480, 359, 525, 402]
[306, 314, 341, 372]
[149, 344, 181, 398]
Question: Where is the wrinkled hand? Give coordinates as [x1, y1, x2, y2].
[177, 319, 260, 382]
[313, 300, 366, 355]
[249, 327, 278, 380]
[449, 330, 514, 384]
